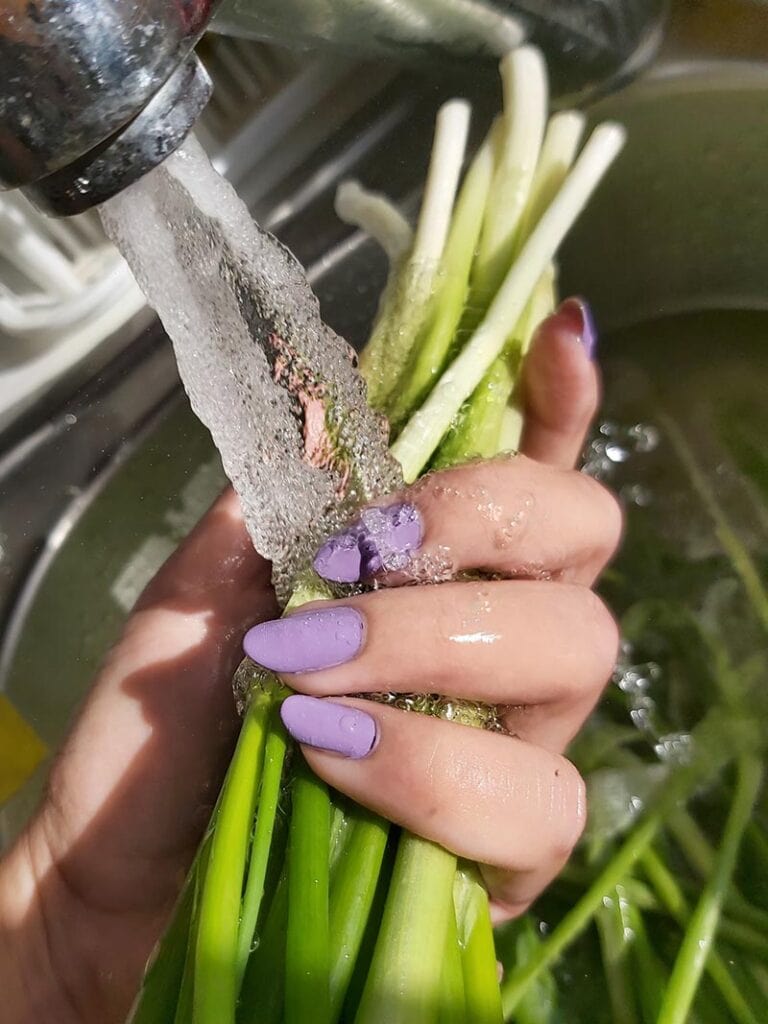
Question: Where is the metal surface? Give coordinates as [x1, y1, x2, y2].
[0, 0, 668, 215]
[0, 0, 221, 190]
[213, 0, 668, 100]
[25, 56, 213, 216]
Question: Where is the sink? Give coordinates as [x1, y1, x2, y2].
[1, 13, 767, 843]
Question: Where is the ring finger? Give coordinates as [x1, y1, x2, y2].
[281, 696, 586, 916]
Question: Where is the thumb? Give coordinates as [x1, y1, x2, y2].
[26, 489, 276, 910]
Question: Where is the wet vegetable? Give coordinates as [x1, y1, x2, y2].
[129, 45, 766, 1024]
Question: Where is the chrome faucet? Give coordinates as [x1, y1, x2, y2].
[0, 1, 223, 215]
[0, 0, 667, 217]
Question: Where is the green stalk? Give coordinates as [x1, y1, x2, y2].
[193, 693, 272, 1024]
[624, 900, 667, 1024]
[174, 834, 216, 1024]
[328, 809, 390, 1019]
[657, 757, 763, 1024]
[387, 121, 498, 428]
[454, 867, 503, 1024]
[508, 918, 558, 1024]
[671, 816, 768, 937]
[433, 344, 518, 466]
[668, 811, 716, 878]
[642, 848, 760, 1024]
[642, 846, 768, 958]
[354, 835, 457, 1024]
[392, 121, 625, 482]
[434, 266, 554, 466]
[596, 887, 640, 1024]
[285, 753, 332, 1024]
[238, 874, 289, 1024]
[437, 903, 467, 1024]
[501, 811, 663, 1017]
[237, 714, 289, 983]
[660, 413, 768, 632]
[128, 851, 199, 1024]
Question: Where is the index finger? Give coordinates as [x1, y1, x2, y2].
[313, 456, 622, 588]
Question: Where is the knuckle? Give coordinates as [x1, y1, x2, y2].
[580, 473, 624, 560]
[549, 756, 587, 861]
[583, 589, 621, 686]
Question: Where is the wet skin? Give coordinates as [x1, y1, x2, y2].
[0, 300, 621, 1022]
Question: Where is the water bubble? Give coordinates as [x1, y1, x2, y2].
[100, 137, 401, 603]
[605, 441, 631, 463]
[620, 483, 653, 507]
[408, 544, 455, 583]
[654, 732, 693, 765]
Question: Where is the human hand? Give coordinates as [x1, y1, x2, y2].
[244, 297, 621, 920]
[0, 297, 619, 1022]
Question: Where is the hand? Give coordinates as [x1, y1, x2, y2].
[0, 297, 620, 1022]
[246, 297, 622, 920]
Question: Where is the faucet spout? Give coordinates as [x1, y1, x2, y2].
[0, 0, 221, 215]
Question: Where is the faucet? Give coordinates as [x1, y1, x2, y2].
[0, 0, 668, 218]
[0, 1, 223, 216]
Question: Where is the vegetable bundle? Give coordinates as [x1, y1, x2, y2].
[129, 46, 633, 1023]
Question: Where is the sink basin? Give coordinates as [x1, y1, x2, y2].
[1, 48, 767, 843]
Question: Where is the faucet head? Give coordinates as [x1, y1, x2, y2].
[0, 0, 220, 215]
[25, 56, 212, 216]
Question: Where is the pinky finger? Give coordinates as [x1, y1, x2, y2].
[519, 298, 600, 470]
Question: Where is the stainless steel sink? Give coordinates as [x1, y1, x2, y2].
[2, 3, 767, 843]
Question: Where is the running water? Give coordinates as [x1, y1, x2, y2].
[101, 137, 401, 601]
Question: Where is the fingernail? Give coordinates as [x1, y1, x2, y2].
[556, 297, 597, 360]
[243, 607, 364, 672]
[313, 501, 423, 583]
[280, 694, 378, 759]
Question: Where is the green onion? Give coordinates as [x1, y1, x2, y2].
[285, 754, 332, 1024]
[193, 692, 272, 1024]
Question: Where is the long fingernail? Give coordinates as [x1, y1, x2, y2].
[243, 607, 364, 672]
[556, 297, 597, 360]
[313, 502, 423, 583]
[280, 695, 378, 759]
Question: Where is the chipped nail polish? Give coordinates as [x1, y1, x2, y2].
[313, 501, 423, 583]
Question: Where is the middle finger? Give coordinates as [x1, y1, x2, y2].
[243, 580, 618, 752]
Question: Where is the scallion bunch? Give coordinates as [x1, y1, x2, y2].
[129, 47, 626, 1024]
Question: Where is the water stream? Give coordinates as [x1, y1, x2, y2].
[100, 136, 400, 602]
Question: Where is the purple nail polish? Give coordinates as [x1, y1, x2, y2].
[243, 607, 364, 673]
[313, 529, 362, 584]
[557, 297, 597, 360]
[313, 502, 423, 583]
[280, 695, 378, 759]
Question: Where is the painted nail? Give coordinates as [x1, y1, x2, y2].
[556, 297, 597, 360]
[243, 607, 364, 673]
[313, 501, 423, 583]
[280, 694, 378, 759]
